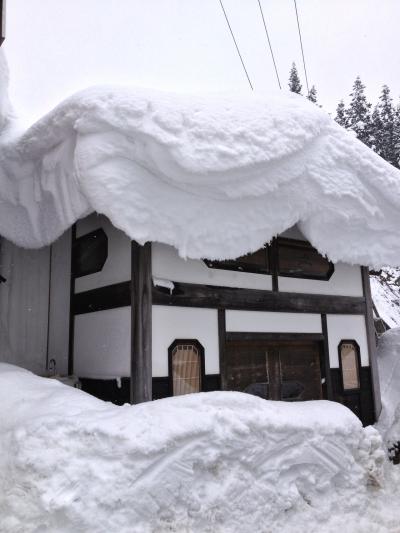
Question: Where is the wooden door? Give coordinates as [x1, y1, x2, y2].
[225, 339, 322, 401]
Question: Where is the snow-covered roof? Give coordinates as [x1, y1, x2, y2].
[1, 50, 400, 267]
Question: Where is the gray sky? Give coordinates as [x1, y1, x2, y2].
[4, 0, 400, 124]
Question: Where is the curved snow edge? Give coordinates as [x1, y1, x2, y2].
[1, 76, 400, 265]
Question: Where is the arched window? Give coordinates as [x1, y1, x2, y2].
[168, 340, 204, 396]
[339, 340, 361, 391]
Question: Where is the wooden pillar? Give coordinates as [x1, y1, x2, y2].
[0, 0, 5, 46]
[218, 309, 227, 390]
[320, 314, 333, 400]
[131, 241, 152, 404]
[361, 266, 382, 419]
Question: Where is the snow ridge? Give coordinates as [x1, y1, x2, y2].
[1, 64, 400, 265]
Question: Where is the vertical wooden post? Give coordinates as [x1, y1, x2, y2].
[361, 266, 382, 419]
[218, 309, 226, 390]
[0, 0, 5, 46]
[320, 314, 333, 400]
[131, 241, 152, 404]
[68, 225, 76, 376]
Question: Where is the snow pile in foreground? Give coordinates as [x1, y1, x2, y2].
[375, 328, 400, 450]
[2, 47, 400, 266]
[1, 364, 398, 533]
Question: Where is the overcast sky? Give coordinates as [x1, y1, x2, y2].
[4, 0, 400, 125]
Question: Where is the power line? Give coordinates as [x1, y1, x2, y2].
[218, 0, 254, 90]
[257, 0, 281, 89]
[293, 0, 310, 95]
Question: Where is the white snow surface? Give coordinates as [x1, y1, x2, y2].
[2, 363, 400, 533]
[375, 328, 400, 447]
[2, 50, 400, 265]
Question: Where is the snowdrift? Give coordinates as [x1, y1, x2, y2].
[375, 328, 400, 450]
[0, 363, 387, 533]
[2, 51, 400, 266]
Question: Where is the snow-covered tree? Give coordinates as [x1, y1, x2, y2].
[393, 101, 400, 168]
[345, 76, 373, 147]
[288, 63, 302, 94]
[370, 105, 383, 153]
[307, 85, 318, 104]
[373, 85, 397, 167]
[335, 100, 347, 127]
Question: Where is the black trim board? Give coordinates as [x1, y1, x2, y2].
[153, 282, 366, 314]
[226, 332, 324, 342]
[74, 281, 131, 315]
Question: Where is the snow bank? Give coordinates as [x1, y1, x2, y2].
[0, 363, 388, 533]
[1, 48, 400, 266]
[375, 328, 400, 448]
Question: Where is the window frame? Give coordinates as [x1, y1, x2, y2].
[276, 237, 335, 281]
[72, 228, 108, 279]
[338, 339, 361, 394]
[203, 246, 271, 276]
[168, 339, 206, 396]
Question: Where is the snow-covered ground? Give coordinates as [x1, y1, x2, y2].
[0, 362, 400, 533]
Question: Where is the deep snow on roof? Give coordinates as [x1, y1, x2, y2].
[1, 50, 400, 266]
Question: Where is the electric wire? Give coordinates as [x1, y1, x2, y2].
[257, 0, 281, 89]
[293, 0, 310, 95]
[218, 0, 254, 90]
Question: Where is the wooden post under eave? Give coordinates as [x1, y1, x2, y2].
[0, 0, 5, 46]
[131, 241, 152, 404]
[361, 266, 382, 419]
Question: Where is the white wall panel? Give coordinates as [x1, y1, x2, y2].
[0, 238, 50, 375]
[327, 314, 369, 367]
[74, 307, 130, 378]
[75, 214, 131, 293]
[278, 263, 363, 296]
[226, 310, 322, 333]
[152, 305, 219, 377]
[152, 243, 273, 291]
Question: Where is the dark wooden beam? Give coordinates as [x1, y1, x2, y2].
[361, 266, 381, 419]
[153, 282, 366, 315]
[226, 332, 324, 342]
[218, 309, 227, 390]
[131, 242, 152, 404]
[320, 314, 333, 400]
[73, 281, 131, 315]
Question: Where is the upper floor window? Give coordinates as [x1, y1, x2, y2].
[203, 238, 333, 281]
[277, 238, 334, 280]
[72, 228, 108, 278]
[203, 246, 270, 275]
[339, 340, 361, 391]
[169, 340, 204, 396]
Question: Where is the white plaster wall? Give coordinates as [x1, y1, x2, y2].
[152, 305, 219, 377]
[75, 214, 131, 293]
[226, 310, 322, 333]
[0, 238, 50, 375]
[47, 230, 71, 375]
[152, 243, 273, 291]
[327, 314, 369, 367]
[278, 263, 363, 297]
[74, 307, 130, 378]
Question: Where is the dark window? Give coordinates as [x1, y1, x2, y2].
[72, 228, 108, 278]
[203, 246, 270, 275]
[168, 340, 205, 396]
[277, 237, 334, 280]
[339, 340, 361, 391]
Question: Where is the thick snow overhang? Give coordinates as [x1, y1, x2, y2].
[1, 54, 400, 268]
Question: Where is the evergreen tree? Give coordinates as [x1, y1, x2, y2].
[394, 102, 400, 168]
[288, 63, 302, 94]
[345, 76, 373, 147]
[370, 105, 383, 154]
[307, 85, 318, 104]
[335, 100, 347, 127]
[374, 85, 397, 166]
